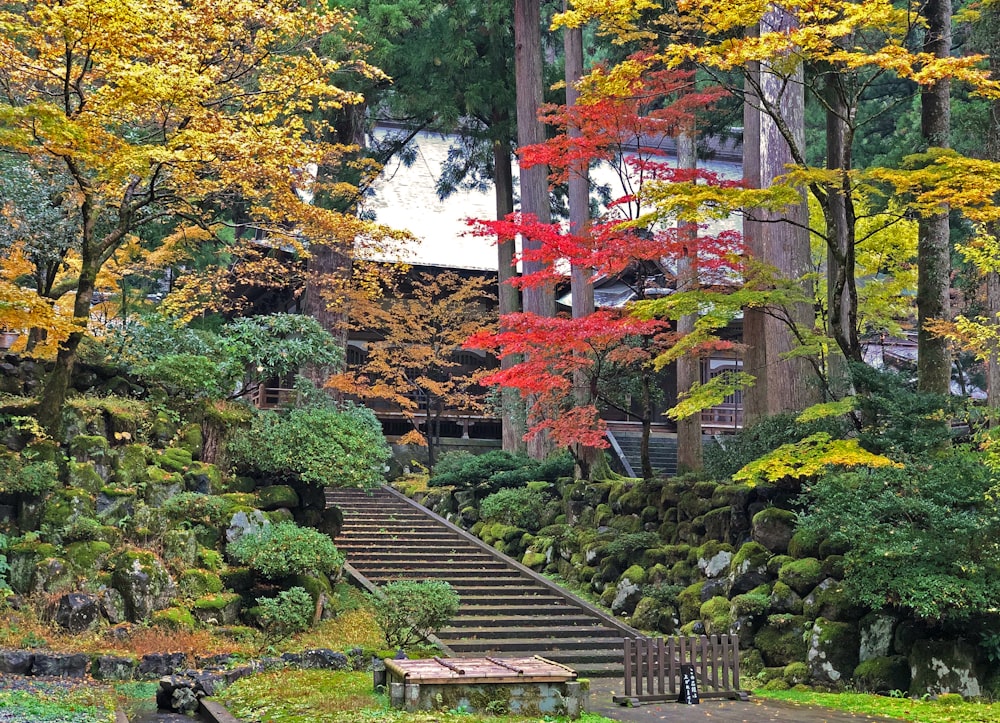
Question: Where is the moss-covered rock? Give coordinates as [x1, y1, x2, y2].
[777, 557, 823, 596]
[178, 569, 224, 598]
[699, 596, 732, 635]
[115, 445, 152, 488]
[176, 424, 203, 459]
[95, 487, 136, 525]
[751, 508, 796, 553]
[191, 592, 241, 625]
[783, 662, 810, 685]
[516, 549, 543, 569]
[729, 541, 771, 595]
[787, 529, 821, 559]
[853, 656, 911, 693]
[157, 447, 193, 474]
[908, 639, 986, 697]
[67, 461, 104, 495]
[162, 529, 199, 568]
[144, 467, 184, 506]
[769, 581, 804, 615]
[702, 507, 734, 543]
[183, 462, 221, 495]
[632, 597, 674, 634]
[65, 540, 112, 577]
[677, 491, 711, 520]
[41, 488, 96, 530]
[859, 613, 897, 662]
[151, 606, 196, 630]
[806, 618, 860, 684]
[611, 565, 646, 615]
[677, 582, 706, 624]
[70, 435, 112, 481]
[755, 615, 809, 667]
[110, 548, 176, 621]
[257, 484, 300, 511]
[220, 567, 254, 592]
[803, 578, 861, 621]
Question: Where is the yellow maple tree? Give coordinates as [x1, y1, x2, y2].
[0, 0, 387, 430]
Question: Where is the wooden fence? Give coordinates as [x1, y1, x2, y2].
[615, 635, 748, 706]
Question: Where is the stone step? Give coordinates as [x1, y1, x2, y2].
[444, 637, 625, 654]
[355, 568, 521, 580]
[451, 594, 566, 606]
[443, 615, 603, 629]
[440, 624, 623, 640]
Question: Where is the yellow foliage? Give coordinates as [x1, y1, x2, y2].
[733, 432, 902, 486]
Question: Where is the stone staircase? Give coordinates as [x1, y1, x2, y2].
[607, 427, 678, 477]
[327, 486, 637, 678]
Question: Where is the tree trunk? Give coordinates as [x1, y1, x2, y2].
[916, 0, 952, 394]
[38, 256, 98, 434]
[564, 14, 599, 477]
[983, 5, 1000, 418]
[742, 11, 819, 423]
[494, 128, 528, 454]
[515, 0, 555, 459]
[675, 125, 702, 472]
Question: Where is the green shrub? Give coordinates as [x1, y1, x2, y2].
[799, 448, 1000, 622]
[0, 453, 59, 497]
[255, 587, 315, 644]
[641, 582, 684, 606]
[479, 487, 547, 530]
[134, 354, 230, 400]
[427, 450, 573, 494]
[371, 580, 460, 648]
[227, 403, 390, 489]
[162, 493, 246, 528]
[0, 534, 10, 592]
[227, 522, 343, 580]
[604, 531, 660, 563]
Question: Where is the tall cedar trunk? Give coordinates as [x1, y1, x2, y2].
[825, 73, 863, 393]
[916, 0, 952, 394]
[984, 6, 1000, 417]
[742, 51, 766, 424]
[494, 127, 528, 454]
[302, 242, 352, 388]
[742, 11, 818, 424]
[515, 0, 555, 459]
[675, 126, 702, 472]
[564, 15, 599, 477]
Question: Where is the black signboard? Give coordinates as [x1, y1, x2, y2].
[678, 664, 700, 705]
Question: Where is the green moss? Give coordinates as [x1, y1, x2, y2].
[762, 678, 791, 691]
[853, 656, 911, 693]
[594, 503, 613, 527]
[731, 541, 771, 572]
[176, 423, 203, 458]
[257, 484, 300, 510]
[620, 564, 647, 586]
[179, 569, 224, 598]
[677, 581, 706, 624]
[151, 606, 196, 630]
[767, 554, 794, 577]
[69, 435, 110, 460]
[198, 548, 223, 571]
[266, 508, 295, 524]
[521, 551, 546, 569]
[162, 529, 198, 568]
[64, 541, 112, 575]
[787, 529, 821, 559]
[183, 462, 222, 494]
[711, 483, 750, 507]
[220, 567, 254, 592]
[755, 616, 809, 667]
[41, 488, 95, 529]
[699, 596, 732, 634]
[193, 592, 241, 610]
[158, 447, 193, 473]
[783, 662, 810, 685]
[778, 557, 824, 596]
[116, 444, 152, 488]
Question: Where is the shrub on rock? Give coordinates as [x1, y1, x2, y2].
[227, 521, 343, 580]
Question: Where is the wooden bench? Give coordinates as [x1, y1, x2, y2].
[615, 635, 749, 706]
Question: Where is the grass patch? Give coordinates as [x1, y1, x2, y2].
[288, 608, 385, 652]
[0, 687, 116, 723]
[756, 689, 1000, 723]
[223, 669, 614, 723]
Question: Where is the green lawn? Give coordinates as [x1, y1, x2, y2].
[756, 689, 1000, 723]
[0, 687, 116, 723]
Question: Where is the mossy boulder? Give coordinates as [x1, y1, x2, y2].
[755, 615, 809, 667]
[859, 613, 897, 662]
[908, 639, 985, 697]
[110, 548, 176, 621]
[7, 539, 57, 593]
[699, 596, 732, 635]
[115, 445, 152, 488]
[803, 578, 861, 621]
[257, 484, 300, 511]
[67, 461, 104, 495]
[521, 551, 546, 570]
[151, 606, 196, 630]
[41, 488, 95, 530]
[65, 541, 112, 577]
[853, 656, 911, 693]
[144, 467, 184, 506]
[751, 508, 796, 553]
[677, 582, 706, 624]
[220, 567, 254, 592]
[183, 462, 221, 495]
[611, 565, 646, 615]
[729, 541, 771, 595]
[702, 507, 735, 543]
[783, 662, 810, 686]
[632, 597, 673, 633]
[157, 447, 193, 474]
[806, 618, 859, 684]
[176, 424, 203, 458]
[769, 581, 804, 615]
[162, 529, 199, 568]
[69, 435, 112, 481]
[178, 569, 224, 598]
[695, 541, 734, 579]
[787, 529, 821, 559]
[95, 487, 136, 525]
[777, 557, 823, 596]
[191, 593, 242, 625]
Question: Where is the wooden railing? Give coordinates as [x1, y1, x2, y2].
[700, 404, 743, 432]
[249, 385, 296, 410]
[615, 635, 748, 706]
